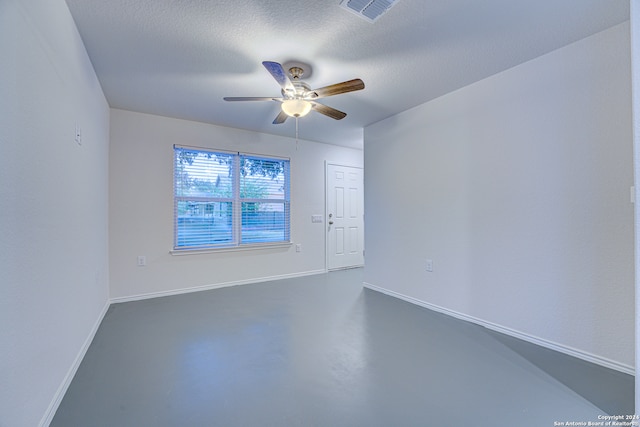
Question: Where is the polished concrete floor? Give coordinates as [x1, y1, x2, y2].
[52, 268, 633, 426]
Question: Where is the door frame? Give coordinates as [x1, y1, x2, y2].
[325, 161, 364, 271]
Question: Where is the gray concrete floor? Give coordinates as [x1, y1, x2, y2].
[52, 268, 633, 426]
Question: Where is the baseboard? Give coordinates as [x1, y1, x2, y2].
[39, 300, 110, 427]
[363, 282, 635, 376]
[110, 269, 327, 304]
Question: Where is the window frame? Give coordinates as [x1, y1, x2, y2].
[172, 145, 291, 253]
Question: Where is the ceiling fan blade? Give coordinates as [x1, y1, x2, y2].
[223, 97, 280, 102]
[273, 110, 289, 124]
[311, 102, 347, 120]
[310, 79, 365, 99]
[262, 61, 295, 93]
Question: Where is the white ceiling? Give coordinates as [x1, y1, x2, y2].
[64, 0, 629, 149]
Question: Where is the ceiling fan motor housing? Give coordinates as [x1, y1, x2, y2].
[280, 79, 316, 100]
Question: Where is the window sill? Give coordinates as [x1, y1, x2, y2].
[170, 241, 292, 256]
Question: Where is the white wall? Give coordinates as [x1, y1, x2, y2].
[364, 22, 634, 372]
[0, 0, 111, 426]
[109, 109, 363, 300]
[631, 0, 640, 412]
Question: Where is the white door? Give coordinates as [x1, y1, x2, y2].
[326, 164, 364, 270]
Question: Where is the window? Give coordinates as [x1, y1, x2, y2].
[173, 146, 290, 251]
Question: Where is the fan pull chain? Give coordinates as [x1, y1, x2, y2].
[295, 116, 299, 150]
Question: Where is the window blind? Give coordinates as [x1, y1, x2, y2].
[239, 154, 290, 244]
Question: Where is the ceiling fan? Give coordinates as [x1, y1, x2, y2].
[224, 61, 365, 124]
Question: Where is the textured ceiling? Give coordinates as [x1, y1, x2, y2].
[64, 0, 629, 149]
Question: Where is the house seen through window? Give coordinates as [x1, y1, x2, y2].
[173, 146, 290, 250]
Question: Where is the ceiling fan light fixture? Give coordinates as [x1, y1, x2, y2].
[224, 61, 363, 124]
[281, 99, 312, 118]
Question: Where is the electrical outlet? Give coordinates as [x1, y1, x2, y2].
[426, 259, 433, 272]
[137, 256, 146, 267]
[295, 244, 302, 253]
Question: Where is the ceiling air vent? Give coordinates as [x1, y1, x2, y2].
[339, 0, 399, 23]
